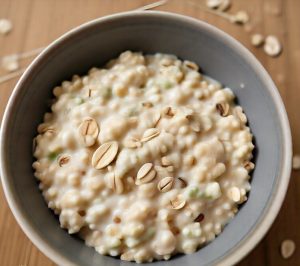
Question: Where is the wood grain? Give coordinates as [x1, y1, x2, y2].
[0, 0, 299, 265]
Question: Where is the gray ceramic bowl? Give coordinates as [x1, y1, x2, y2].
[0, 11, 292, 266]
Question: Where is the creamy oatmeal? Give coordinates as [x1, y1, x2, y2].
[33, 51, 254, 263]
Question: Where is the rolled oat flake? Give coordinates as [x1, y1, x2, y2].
[219, 0, 231, 11]
[280, 239, 296, 259]
[0, 18, 13, 35]
[1, 55, 19, 72]
[92, 141, 118, 169]
[206, 0, 223, 9]
[78, 117, 99, 147]
[251, 34, 264, 47]
[231, 11, 249, 24]
[264, 35, 282, 57]
[292, 154, 300, 170]
[136, 162, 156, 185]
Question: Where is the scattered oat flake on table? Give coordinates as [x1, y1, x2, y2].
[0, 18, 13, 35]
[1, 55, 19, 72]
[206, 0, 223, 9]
[292, 154, 300, 170]
[218, 0, 231, 11]
[230, 11, 249, 24]
[251, 34, 264, 47]
[206, 0, 231, 11]
[264, 35, 282, 57]
[136, 0, 169, 11]
[280, 239, 296, 259]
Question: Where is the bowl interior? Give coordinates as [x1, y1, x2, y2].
[1, 12, 288, 266]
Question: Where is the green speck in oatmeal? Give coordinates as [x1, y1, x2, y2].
[48, 151, 59, 161]
[103, 87, 112, 99]
[188, 186, 199, 198]
[74, 97, 84, 105]
[163, 81, 173, 89]
[128, 107, 138, 117]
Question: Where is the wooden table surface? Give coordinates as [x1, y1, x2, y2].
[0, 0, 299, 265]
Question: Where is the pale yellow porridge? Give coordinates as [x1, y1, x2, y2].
[33, 51, 255, 263]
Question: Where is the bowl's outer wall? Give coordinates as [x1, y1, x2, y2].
[1, 13, 286, 266]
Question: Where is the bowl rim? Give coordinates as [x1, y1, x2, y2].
[0, 10, 292, 266]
